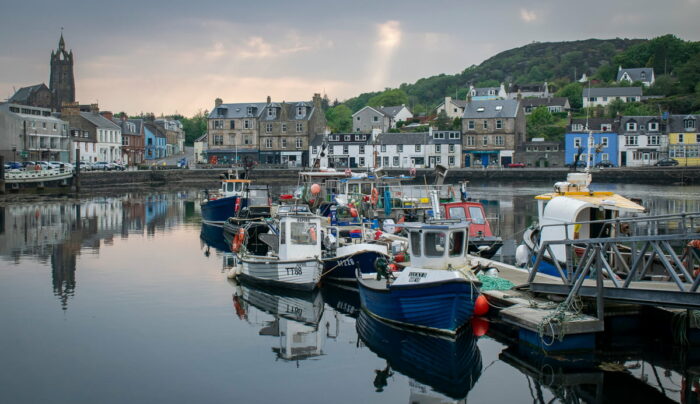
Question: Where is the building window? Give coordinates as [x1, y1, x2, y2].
[601, 153, 609, 161]
[229, 120, 235, 130]
[265, 138, 273, 148]
[229, 134, 235, 144]
[415, 144, 421, 152]
[495, 136, 504, 146]
[296, 138, 303, 149]
[679, 134, 684, 143]
[383, 156, 389, 166]
[601, 124, 612, 132]
[449, 144, 455, 153]
[482, 136, 488, 146]
[359, 145, 365, 154]
[648, 122, 659, 131]
[297, 106, 305, 116]
[434, 132, 445, 139]
[625, 136, 638, 146]
[268, 108, 275, 117]
[373, 116, 379, 122]
[356, 116, 360, 121]
[483, 120, 488, 129]
[449, 132, 460, 139]
[328, 146, 333, 155]
[393, 156, 399, 166]
[359, 157, 365, 166]
[626, 122, 637, 131]
[601, 137, 608, 147]
[572, 124, 583, 131]
[574, 137, 582, 148]
[266, 123, 273, 133]
[589, 97, 597, 102]
[684, 119, 696, 131]
[281, 123, 287, 133]
[435, 144, 441, 153]
[247, 107, 253, 115]
[468, 120, 475, 130]
[344, 135, 350, 141]
[281, 138, 287, 148]
[213, 135, 223, 145]
[312, 146, 317, 154]
[466, 136, 475, 146]
[244, 136, 251, 145]
[244, 120, 250, 129]
[449, 156, 455, 166]
[381, 145, 386, 152]
[496, 120, 503, 129]
[397, 144, 403, 152]
[296, 123, 303, 132]
[342, 145, 349, 154]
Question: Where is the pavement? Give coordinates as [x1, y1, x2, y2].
[151, 146, 194, 166]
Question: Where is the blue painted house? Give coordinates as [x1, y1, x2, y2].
[144, 122, 167, 160]
[565, 118, 620, 167]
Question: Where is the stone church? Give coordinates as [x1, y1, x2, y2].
[8, 34, 76, 111]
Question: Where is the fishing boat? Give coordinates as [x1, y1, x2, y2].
[234, 211, 323, 291]
[222, 184, 271, 245]
[517, 171, 646, 277]
[200, 171, 250, 224]
[442, 193, 502, 259]
[356, 218, 482, 335]
[356, 310, 482, 400]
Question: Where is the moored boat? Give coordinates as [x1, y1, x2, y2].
[200, 172, 251, 224]
[356, 219, 482, 335]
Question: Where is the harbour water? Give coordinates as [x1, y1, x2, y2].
[1, 183, 699, 403]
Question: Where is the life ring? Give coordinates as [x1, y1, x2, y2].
[371, 188, 379, 205]
[232, 228, 245, 252]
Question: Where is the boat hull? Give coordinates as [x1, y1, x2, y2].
[357, 272, 480, 335]
[201, 196, 240, 224]
[323, 248, 390, 283]
[238, 257, 322, 291]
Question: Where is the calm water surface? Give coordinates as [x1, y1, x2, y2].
[1, 183, 699, 403]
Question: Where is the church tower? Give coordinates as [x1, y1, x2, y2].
[49, 33, 75, 111]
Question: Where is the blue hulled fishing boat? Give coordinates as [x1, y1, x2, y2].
[356, 219, 482, 335]
[200, 173, 251, 224]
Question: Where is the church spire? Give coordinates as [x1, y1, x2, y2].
[58, 28, 65, 51]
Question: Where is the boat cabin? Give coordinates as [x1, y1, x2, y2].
[441, 201, 494, 238]
[277, 213, 322, 260]
[218, 179, 251, 198]
[535, 172, 645, 262]
[402, 220, 470, 270]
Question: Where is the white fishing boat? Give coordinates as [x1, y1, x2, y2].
[234, 211, 323, 291]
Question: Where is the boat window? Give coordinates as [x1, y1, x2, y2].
[410, 231, 421, 257]
[469, 207, 485, 224]
[227, 182, 235, 192]
[449, 207, 466, 220]
[449, 231, 465, 256]
[291, 222, 317, 245]
[361, 183, 372, 195]
[424, 231, 446, 257]
[280, 222, 286, 244]
[235, 182, 243, 192]
[248, 189, 269, 205]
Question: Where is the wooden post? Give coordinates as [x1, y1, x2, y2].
[0, 155, 5, 195]
[74, 149, 80, 193]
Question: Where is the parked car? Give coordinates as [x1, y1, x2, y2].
[655, 158, 679, 167]
[93, 162, 113, 171]
[4, 161, 22, 170]
[595, 160, 615, 168]
[506, 162, 526, 168]
[49, 161, 74, 171]
[112, 162, 126, 171]
[565, 161, 586, 168]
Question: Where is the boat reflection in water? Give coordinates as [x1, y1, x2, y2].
[199, 223, 231, 255]
[321, 283, 361, 318]
[356, 311, 482, 402]
[231, 280, 328, 362]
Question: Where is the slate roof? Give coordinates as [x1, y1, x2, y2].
[617, 68, 654, 83]
[378, 131, 460, 145]
[8, 83, 48, 103]
[129, 119, 144, 134]
[568, 118, 619, 132]
[582, 87, 642, 97]
[195, 133, 208, 142]
[520, 97, 569, 108]
[261, 101, 316, 122]
[379, 105, 407, 118]
[309, 134, 324, 147]
[471, 87, 501, 97]
[618, 116, 662, 134]
[462, 99, 520, 119]
[80, 112, 121, 129]
[668, 114, 699, 133]
[209, 103, 267, 119]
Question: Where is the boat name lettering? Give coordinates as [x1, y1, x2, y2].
[337, 257, 355, 267]
[285, 264, 303, 276]
[296, 217, 310, 222]
[285, 305, 303, 316]
[408, 272, 427, 283]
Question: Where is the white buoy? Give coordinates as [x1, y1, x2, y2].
[515, 244, 529, 267]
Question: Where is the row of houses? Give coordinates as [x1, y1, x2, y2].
[0, 101, 184, 165]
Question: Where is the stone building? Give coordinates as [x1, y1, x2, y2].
[0, 102, 70, 162]
[513, 138, 564, 167]
[155, 118, 185, 156]
[8, 84, 53, 109]
[207, 99, 266, 164]
[113, 115, 145, 166]
[61, 103, 121, 163]
[259, 93, 326, 166]
[461, 99, 525, 167]
[49, 34, 76, 111]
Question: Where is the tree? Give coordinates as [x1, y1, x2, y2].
[181, 110, 208, 146]
[325, 105, 352, 132]
[435, 110, 451, 130]
[676, 53, 700, 93]
[606, 98, 626, 118]
[555, 82, 583, 110]
[367, 89, 408, 108]
[526, 107, 559, 140]
[646, 75, 678, 96]
[475, 79, 500, 88]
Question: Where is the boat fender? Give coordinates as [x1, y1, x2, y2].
[370, 188, 379, 205]
[515, 244, 529, 267]
[474, 295, 489, 316]
[234, 198, 241, 214]
[232, 228, 245, 253]
[310, 226, 317, 242]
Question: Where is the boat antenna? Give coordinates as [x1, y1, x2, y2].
[584, 80, 593, 173]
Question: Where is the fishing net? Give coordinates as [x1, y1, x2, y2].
[477, 274, 515, 291]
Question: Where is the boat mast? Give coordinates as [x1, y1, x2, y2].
[585, 80, 593, 173]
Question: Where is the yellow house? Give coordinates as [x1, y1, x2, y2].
[669, 114, 700, 166]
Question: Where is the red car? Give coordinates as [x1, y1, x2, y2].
[507, 163, 525, 168]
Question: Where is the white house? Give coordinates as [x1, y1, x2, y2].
[618, 115, 666, 166]
[352, 105, 413, 133]
[377, 130, 462, 169]
[617, 66, 655, 87]
[194, 133, 208, 164]
[309, 132, 374, 169]
[435, 97, 468, 119]
[81, 112, 123, 163]
[582, 87, 642, 108]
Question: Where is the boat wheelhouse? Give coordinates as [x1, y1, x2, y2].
[200, 175, 251, 224]
[357, 219, 481, 335]
[442, 200, 502, 258]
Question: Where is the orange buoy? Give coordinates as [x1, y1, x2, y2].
[388, 263, 398, 272]
[394, 252, 405, 263]
[232, 228, 245, 253]
[474, 295, 489, 316]
[471, 317, 489, 337]
[310, 183, 321, 195]
[349, 207, 358, 218]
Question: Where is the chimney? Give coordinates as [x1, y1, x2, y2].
[120, 112, 127, 121]
[90, 103, 99, 113]
[100, 111, 113, 121]
[215, 98, 223, 107]
[60, 101, 80, 116]
[467, 94, 472, 103]
[429, 126, 433, 137]
[517, 90, 522, 101]
[267, 95, 271, 104]
[313, 93, 321, 108]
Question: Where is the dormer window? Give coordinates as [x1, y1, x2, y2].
[476, 107, 485, 112]
[267, 108, 275, 117]
[648, 121, 659, 131]
[247, 107, 253, 115]
[641, 72, 646, 80]
[434, 132, 445, 139]
[297, 106, 305, 116]
[626, 122, 637, 131]
[601, 124, 612, 132]
[684, 119, 696, 131]
[495, 106, 502, 111]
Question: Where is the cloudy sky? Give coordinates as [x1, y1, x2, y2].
[1, 0, 698, 116]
